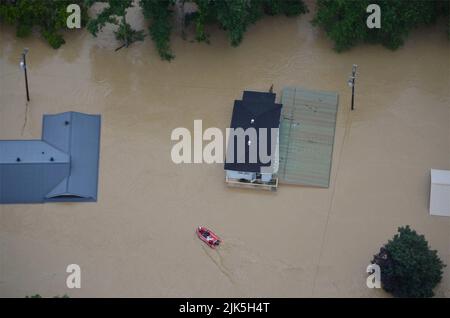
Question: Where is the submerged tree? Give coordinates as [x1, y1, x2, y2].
[140, 0, 175, 60]
[444, 0, 450, 39]
[132, 0, 307, 60]
[372, 226, 445, 298]
[25, 294, 70, 298]
[87, 0, 144, 50]
[1, 0, 307, 59]
[0, 0, 88, 48]
[188, 0, 308, 47]
[312, 0, 449, 51]
[2, 0, 449, 59]
[139, 0, 308, 60]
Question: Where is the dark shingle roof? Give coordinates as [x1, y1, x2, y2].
[224, 91, 281, 173]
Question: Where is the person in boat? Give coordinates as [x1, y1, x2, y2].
[202, 230, 220, 245]
[202, 230, 213, 242]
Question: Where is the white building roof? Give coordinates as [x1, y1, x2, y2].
[430, 169, 450, 217]
[431, 169, 450, 185]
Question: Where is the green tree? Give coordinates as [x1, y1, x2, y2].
[0, 0, 88, 48]
[138, 0, 307, 60]
[139, 0, 175, 60]
[263, 0, 308, 16]
[312, 0, 449, 51]
[372, 226, 445, 298]
[86, 0, 144, 49]
[25, 294, 69, 298]
[189, 0, 307, 47]
[1, 0, 307, 59]
[444, 0, 450, 39]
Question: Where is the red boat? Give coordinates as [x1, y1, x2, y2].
[196, 226, 221, 248]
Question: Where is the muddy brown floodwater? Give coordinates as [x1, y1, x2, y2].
[0, 2, 449, 297]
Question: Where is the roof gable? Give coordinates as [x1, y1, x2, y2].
[0, 112, 101, 204]
[225, 91, 282, 173]
[43, 112, 101, 201]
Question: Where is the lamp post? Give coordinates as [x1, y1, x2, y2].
[347, 64, 357, 111]
[20, 48, 30, 102]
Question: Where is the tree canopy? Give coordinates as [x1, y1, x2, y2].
[187, 0, 307, 47]
[0, 0, 88, 48]
[312, 0, 450, 51]
[1, 1, 449, 59]
[80, 0, 307, 60]
[86, 0, 145, 49]
[140, 0, 175, 60]
[372, 226, 445, 298]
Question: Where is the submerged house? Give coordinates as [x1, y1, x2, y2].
[224, 91, 282, 190]
[223, 87, 339, 191]
[0, 112, 101, 204]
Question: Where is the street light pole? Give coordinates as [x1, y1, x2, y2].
[20, 48, 30, 102]
[348, 64, 357, 111]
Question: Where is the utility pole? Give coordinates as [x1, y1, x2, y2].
[20, 48, 30, 102]
[348, 64, 357, 111]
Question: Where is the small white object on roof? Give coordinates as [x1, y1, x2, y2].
[430, 169, 450, 217]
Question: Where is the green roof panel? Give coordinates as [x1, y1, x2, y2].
[278, 87, 339, 188]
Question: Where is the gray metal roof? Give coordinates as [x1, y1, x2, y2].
[0, 112, 101, 204]
[0, 140, 69, 164]
[43, 112, 101, 201]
